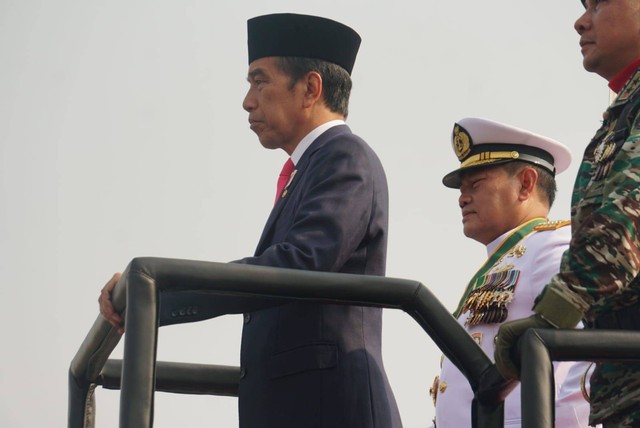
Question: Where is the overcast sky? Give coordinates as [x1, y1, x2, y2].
[0, 1, 608, 427]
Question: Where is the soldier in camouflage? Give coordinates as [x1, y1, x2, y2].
[494, 1, 640, 427]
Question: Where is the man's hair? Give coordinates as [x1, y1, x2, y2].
[275, 57, 352, 118]
[503, 161, 557, 208]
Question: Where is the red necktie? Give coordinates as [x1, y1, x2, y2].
[275, 158, 295, 205]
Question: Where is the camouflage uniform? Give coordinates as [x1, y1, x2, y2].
[547, 69, 640, 426]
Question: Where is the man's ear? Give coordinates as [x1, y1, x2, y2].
[302, 71, 323, 108]
[518, 166, 538, 200]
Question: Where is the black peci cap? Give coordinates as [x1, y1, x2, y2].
[247, 13, 361, 75]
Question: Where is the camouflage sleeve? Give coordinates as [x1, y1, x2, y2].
[548, 114, 640, 319]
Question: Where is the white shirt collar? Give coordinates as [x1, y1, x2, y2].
[290, 119, 345, 165]
[486, 228, 514, 256]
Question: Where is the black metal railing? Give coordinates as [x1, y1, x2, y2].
[69, 256, 511, 428]
[515, 328, 640, 428]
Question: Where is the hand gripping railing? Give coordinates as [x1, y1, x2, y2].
[69, 257, 514, 428]
[515, 328, 640, 428]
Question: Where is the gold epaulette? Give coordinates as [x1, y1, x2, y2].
[533, 219, 571, 231]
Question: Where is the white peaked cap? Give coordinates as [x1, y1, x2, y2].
[442, 117, 572, 188]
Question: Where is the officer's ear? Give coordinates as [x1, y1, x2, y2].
[518, 166, 538, 201]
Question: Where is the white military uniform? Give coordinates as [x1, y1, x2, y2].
[433, 221, 592, 427]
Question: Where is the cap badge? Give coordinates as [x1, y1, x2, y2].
[453, 124, 471, 161]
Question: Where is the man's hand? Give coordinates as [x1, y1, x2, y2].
[98, 272, 124, 334]
[494, 314, 553, 380]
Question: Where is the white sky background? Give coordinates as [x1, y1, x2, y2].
[0, 1, 607, 427]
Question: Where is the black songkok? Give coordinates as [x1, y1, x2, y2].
[247, 13, 361, 75]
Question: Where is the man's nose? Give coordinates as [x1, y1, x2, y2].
[459, 192, 470, 208]
[574, 9, 591, 35]
[243, 89, 256, 112]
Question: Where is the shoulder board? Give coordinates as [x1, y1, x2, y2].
[533, 219, 571, 231]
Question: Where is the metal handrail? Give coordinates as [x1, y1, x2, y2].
[69, 256, 510, 428]
[99, 360, 241, 396]
[516, 328, 640, 428]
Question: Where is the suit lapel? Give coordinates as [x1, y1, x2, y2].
[253, 125, 351, 255]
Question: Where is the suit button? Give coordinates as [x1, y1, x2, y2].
[243, 313, 251, 324]
[240, 367, 246, 379]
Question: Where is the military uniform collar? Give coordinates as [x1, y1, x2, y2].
[610, 66, 640, 109]
[609, 58, 640, 94]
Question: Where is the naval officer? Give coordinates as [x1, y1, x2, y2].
[431, 117, 591, 427]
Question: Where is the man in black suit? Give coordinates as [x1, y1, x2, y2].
[99, 13, 401, 427]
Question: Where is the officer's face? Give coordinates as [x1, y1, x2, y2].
[243, 57, 308, 155]
[575, 0, 640, 80]
[458, 166, 523, 245]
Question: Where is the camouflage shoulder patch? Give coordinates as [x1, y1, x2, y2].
[533, 219, 571, 231]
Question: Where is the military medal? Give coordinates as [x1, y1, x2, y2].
[461, 269, 520, 326]
[471, 332, 483, 345]
[593, 133, 617, 164]
[453, 218, 548, 321]
[593, 134, 617, 181]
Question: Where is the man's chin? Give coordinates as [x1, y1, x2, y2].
[462, 226, 474, 240]
[462, 224, 488, 244]
[258, 138, 280, 151]
[581, 56, 602, 75]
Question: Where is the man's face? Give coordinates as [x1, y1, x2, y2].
[575, 0, 640, 80]
[458, 166, 523, 245]
[242, 57, 306, 154]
